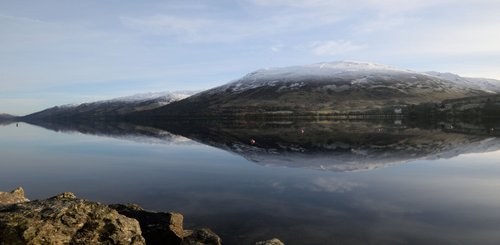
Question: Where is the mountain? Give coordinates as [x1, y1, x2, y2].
[0, 113, 17, 125]
[142, 61, 498, 119]
[0, 113, 15, 119]
[23, 91, 197, 122]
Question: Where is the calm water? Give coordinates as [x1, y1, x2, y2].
[1, 120, 500, 245]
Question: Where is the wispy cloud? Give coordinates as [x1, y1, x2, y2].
[270, 42, 284, 52]
[121, 15, 213, 38]
[310, 40, 364, 56]
[354, 16, 420, 34]
[120, 5, 344, 43]
[2, 0, 500, 113]
[247, 0, 452, 14]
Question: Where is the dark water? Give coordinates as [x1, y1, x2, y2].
[1, 119, 500, 245]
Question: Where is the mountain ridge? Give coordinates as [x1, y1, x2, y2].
[23, 91, 197, 121]
[19, 61, 500, 121]
[140, 61, 499, 119]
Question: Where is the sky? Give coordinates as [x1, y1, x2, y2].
[1, 0, 500, 115]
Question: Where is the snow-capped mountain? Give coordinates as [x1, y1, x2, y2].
[147, 61, 495, 118]
[108, 91, 195, 103]
[213, 61, 415, 93]
[22, 61, 500, 121]
[23, 91, 197, 121]
[207, 61, 500, 95]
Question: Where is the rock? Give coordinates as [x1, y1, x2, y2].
[110, 204, 222, 245]
[255, 238, 285, 245]
[0, 193, 145, 245]
[0, 187, 29, 205]
[51, 192, 77, 200]
[0, 189, 224, 245]
[181, 228, 222, 245]
[110, 204, 184, 245]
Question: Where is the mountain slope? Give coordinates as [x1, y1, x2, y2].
[0, 113, 16, 124]
[144, 61, 495, 118]
[0, 113, 17, 125]
[0, 113, 15, 119]
[425, 71, 500, 93]
[23, 91, 196, 121]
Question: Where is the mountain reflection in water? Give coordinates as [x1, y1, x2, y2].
[3, 117, 500, 244]
[24, 118, 500, 172]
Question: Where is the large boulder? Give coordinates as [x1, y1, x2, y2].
[0, 189, 223, 245]
[0, 192, 145, 245]
[181, 228, 222, 245]
[110, 204, 184, 244]
[110, 204, 221, 245]
[0, 187, 29, 205]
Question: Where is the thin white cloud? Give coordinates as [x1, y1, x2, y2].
[3, 0, 500, 114]
[310, 40, 364, 56]
[121, 15, 213, 37]
[120, 9, 344, 43]
[248, 0, 454, 14]
[354, 16, 420, 33]
[270, 42, 284, 52]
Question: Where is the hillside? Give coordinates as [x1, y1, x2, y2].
[142, 61, 498, 118]
[23, 91, 196, 122]
[0, 113, 15, 119]
[0, 113, 16, 125]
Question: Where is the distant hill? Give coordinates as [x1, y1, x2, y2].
[23, 91, 197, 122]
[142, 61, 499, 118]
[0, 113, 15, 119]
[0, 113, 17, 125]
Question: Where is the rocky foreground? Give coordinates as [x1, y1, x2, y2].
[0, 188, 284, 245]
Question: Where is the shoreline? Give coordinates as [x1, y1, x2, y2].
[0, 188, 283, 245]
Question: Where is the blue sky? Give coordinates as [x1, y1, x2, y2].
[1, 0, 500, 115]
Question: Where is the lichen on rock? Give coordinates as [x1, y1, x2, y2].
[0, 188, 223, 245]
[0, 190, 145, 245]
[0, 187, 29, 205]
[255, 238, 285, 245]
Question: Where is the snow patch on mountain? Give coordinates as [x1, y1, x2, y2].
[213, 61, 412, 93]
[425, 71, 500, 93]
[109, 91, 196, 103]
[209, 61, 468, 93]
[248, 61, 411, 80]
[58, 91, 198, 108]
[205, 61, 500, 95]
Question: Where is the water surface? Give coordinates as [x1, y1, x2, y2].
[1, 120, 500, 245]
